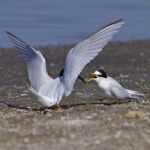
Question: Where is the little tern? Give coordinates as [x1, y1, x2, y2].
[6, 19, 124, 110]
[86, 69, 143, 99]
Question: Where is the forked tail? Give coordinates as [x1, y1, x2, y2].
[125, 89, 144, 99]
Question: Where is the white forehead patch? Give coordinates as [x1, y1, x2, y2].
[94, 70, 102, 75]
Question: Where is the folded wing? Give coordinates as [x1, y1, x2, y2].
[62, 19, 125, 96]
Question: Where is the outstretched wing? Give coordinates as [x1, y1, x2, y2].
[62, 19, 125, 96]
[6, 32, 53, 91]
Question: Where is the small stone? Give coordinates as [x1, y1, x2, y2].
[84, 115, 93, 119]
[50, 63, 55, 67]
[24, 138, 29, 143]
[20, 93, 28, 96]
[128, 102, 139, 110]
[43, 109, 52, 114]
[123, 111, 145, 119]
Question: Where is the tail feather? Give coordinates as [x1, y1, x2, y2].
[125, 89, 144, 99]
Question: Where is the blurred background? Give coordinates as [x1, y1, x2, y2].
[0, 0, 150, 47]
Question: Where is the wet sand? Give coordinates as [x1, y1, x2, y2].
[0, 41, 150, 150]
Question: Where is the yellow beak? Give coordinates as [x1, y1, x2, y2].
[90, 73, 97, 78]
[84, 72, 97, 82]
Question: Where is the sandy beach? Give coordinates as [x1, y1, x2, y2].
[0, 41, 149, 150]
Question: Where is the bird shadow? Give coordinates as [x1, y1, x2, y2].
[0, 101, 52, 111]
[0, 101, 85, 111]
[0, 98, 134, 112]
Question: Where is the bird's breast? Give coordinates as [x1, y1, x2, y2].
[97, 79, 110, 90]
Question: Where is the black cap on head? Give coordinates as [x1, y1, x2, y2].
[98, 69, 107, 78]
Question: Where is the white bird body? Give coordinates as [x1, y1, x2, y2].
[6, 19, 124, 107]
[29, 78, 65, 106]
[90, 70, 143, 99]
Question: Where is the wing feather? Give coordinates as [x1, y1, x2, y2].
[62, 19, 125, 96]
[6, 32, 52, 91]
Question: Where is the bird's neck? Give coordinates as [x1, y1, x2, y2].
[95, 78, 107, 87]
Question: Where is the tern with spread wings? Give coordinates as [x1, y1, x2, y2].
[6, 19, 124, 110]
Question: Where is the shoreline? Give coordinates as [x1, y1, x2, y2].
[1, 39, 150, 50]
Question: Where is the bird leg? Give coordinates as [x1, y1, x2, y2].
[43, 104, 64, 113]
[51, 104, 64, 112]
[56, 104, 64, 111]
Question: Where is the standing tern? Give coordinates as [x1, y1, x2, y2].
[6, 19, 124, 110]
[86, 69, 143, 99]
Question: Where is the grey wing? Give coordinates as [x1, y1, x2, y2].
[108, 77, 128, 98]
[110, 84, 128, 99]
[62, 19, 125, 96]
[107, 76, 124, 89]
[6, 32, 53, 91]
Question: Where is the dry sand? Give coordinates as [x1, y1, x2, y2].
[0, 41, 149, 150]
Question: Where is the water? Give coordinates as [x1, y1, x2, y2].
[0, 0, 150, 47]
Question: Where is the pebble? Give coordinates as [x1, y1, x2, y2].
[123, 111, 145, 119]
[20, 93, 28, 97]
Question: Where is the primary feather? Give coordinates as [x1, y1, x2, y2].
[63, 19, 124, 96]
[6, 31, 53, 91]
